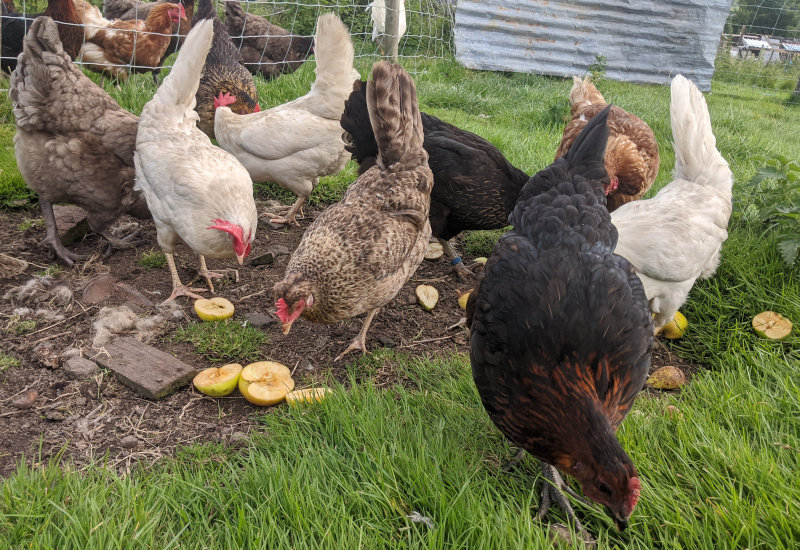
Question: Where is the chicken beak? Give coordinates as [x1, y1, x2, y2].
[281, 320, 294, 335]
[236, 253, 245, 266]
[613, 516, 629, 531]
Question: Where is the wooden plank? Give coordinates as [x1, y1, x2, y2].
[94, 337, 197, 399]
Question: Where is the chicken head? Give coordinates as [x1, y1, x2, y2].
[168, 4, 187, 22]
[207, 218, 252, 264]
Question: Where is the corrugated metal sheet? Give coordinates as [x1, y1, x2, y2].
[454, 0, 733, 91]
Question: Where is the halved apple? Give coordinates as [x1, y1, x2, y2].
[457, 289, 472, 311]
[416, 284, 439, 311]
[752, 311, 792, 340]
[286, 387, 332, 407]
[660, 311, 688, 339]
[424, 242, 444, 260]
[194, 297, 235, 322]
[239, 361, 295, 406]
[473, 257, 488, 266]
[193, 364, 242, 397]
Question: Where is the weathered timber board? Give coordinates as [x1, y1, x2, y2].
[94, 337, 197, 399]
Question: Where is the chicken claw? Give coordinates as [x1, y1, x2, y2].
[39, 198, 89, 267]
[163, 284, 208, 304]
[334, 308, 379, 362]
[536, 463, 593, 541]
[261, 196, 307, 227]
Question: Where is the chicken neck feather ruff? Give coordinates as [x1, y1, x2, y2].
[611, 75, 733, 331]
[134, 19, 257, 302]
[272, 61, 432, 361]
[468, 107, 653, 535]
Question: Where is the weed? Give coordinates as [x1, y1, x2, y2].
[34, 265, 62, 277]
[461, 228, 506, 258]
[174, 320, 267, 363]
[15, 320, 36, 334]
[16, 218, 43, 232]
[137, 249, 167, 270]
[587, 54, 607, 83]
[0, 352, 20, 371]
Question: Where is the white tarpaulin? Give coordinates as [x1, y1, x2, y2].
[454, 0, 734, 91]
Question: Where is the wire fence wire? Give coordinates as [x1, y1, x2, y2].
[1, 0, 455, 82]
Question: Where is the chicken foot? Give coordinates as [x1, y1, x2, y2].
[99, 229, 145, 260]
[537, 462, 594, 541]
[162, 252, 208, 304]
[38, 198, 89, 267]
[196, 255, 239, 294]
[439, 238, 477, 281]
[262, 195, 307, 227]
[334, 308, 380, 362]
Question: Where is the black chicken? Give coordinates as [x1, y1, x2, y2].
[467, 107, 653, 537]
[2, 1, 34, 73]
[340, 80, 529, 280]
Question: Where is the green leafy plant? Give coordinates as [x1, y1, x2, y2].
[16, 218, 43, 231]
[587, 54, 607, 83]
[174, 320, 267, 363]
[742, 155, 800, 267]
[0, 352, 20, 371]
[137, 249, 167, 269]
[34, 264, 62, 277]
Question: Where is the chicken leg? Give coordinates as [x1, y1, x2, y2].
[537, 462, 594, 542]
[39, 198, 89, 267]
[439, 238, 477, 281]
[163, 252, 208, 303]
[196, 255, 238, 294]
[262, 195, 307, 227]
[334, 308, 380, 362]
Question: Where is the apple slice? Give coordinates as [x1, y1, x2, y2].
[424, 242, 444, 260]
[416, 284, 439, 311]
[239, 361, 295, 406]
[286, 387, 332, 407]
[660, 311, 688, 339]
[473, 257, 488, 266]
[194, 297, 235, 322]
[193, 364, 242, 397]
[457, 289, 472, 311]
[752, 311, 792, 340]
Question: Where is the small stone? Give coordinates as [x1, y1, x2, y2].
[120, 435, 138, 449]
[646, 366, 687, 390]
[117, 283, 154, 308]
[32, 343, 59, 369]
[299, 358, 315, 372]
[75, 396, 88, 407]
[45, 410, 66, 422]
[406, 293, 418, 305]
[245, 312, 276, 329]
[82, 274, 118, 304]
[249, 252, 275, 266]
[664, 405, 683, 418]
[267, 245, 290, 256]
[229, 431, 248, 445]
[53, 205, 89, 245]
[63, 357, 99, 379]
[377, 335, 396, 347]
[11, 389, 38, 409]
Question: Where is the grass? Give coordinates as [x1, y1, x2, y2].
[0, 352, 20, 372]
[33, 264, 62, 278]
[173, 320, 267, 364]
[1, 55, 800, 548]
[136, 248, 167, 270]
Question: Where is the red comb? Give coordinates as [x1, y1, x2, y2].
[274, 298, 289, 323]
[628, 476, 641, 511]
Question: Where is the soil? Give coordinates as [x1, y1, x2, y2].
[0, 202, 702, 477]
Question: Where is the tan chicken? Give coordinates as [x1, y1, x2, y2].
[10, 16, 149, 266]
[81, 2, 187, 82]
[273, 61, 432, 362]
[555, 75, 659, 211]
[214, 13, 358, 226]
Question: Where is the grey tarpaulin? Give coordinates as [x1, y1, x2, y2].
[454, 0, 734, 91]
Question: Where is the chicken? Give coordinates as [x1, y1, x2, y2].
[2, 0, 87, 71]
[102, 0, 194, 66]
[81, 2, 187, 82]
[224, 0, 313, 80]
[369, 0, 405, 54]
[273, 61, 432, 362]
[612, 75, 733, 332]
[9, 16, 150, 266]
[467, 107, 652, 538]
[191, 0, 259, 139]
[555, 75, 659, 212]
[72, 0, 111, 31]
[134, 18, 257, 303]
[341, 80, 529, 279]
[214, 13, 358, 226]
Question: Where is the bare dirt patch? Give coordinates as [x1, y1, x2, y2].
[0, 202, 702, 477]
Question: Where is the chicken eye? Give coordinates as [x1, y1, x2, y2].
[597, 481, 612, 497]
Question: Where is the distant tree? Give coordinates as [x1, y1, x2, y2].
[726, 0, 800, 37]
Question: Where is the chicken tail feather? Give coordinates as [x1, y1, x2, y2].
[150, 18, 214, 114]
[367, 61, 424, 169]
[307, 13, 358, 118]
[670, 75, 732, 190]
[564, 104, 610, 180]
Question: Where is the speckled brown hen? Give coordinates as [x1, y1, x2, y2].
[468, 107, 653, 538]
[555, 75, 659, 211]
[10, 17, 150, 266]
[191, 0, 259, 138]
[273, 61, 432, 362]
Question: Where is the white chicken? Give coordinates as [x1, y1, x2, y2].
[611, 75, 733, 331]
[368, 0, 406, 52]
[134, 18, 258, 303]
[213, 13, 359, 226]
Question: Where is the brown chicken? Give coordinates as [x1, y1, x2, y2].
[341, 80, 530, 279]
[81, 2, 186, 82]
[102, 0, 194, 67]
[10, 17, 150, 266]
[191, 0, 259, 138]
[273, 61, 432, 362]
[468, 108, 653, 539]
[555, 75, 659, 211]
[225, 0, 313, 80]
